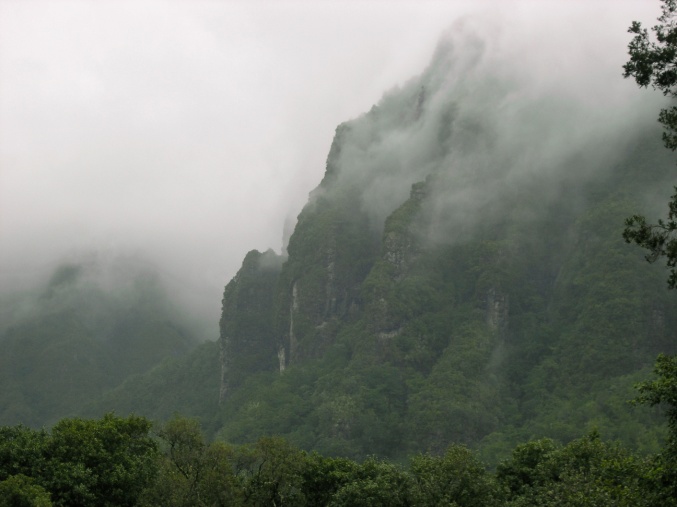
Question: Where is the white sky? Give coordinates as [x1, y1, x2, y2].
[0, 0, 661, 331]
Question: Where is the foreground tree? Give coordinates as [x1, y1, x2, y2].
[0, 414, 157, 507]
[141, 416, 242, 507]
[623, 0, 677, 287]
[0, 474, 52, 507]
[634, 354, 677, 506]
[624, 4, 677, 503]
[497, 434, 646, 506]
[409, 445, 500, 507]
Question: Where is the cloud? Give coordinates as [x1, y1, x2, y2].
[0, 0, 662, 328]
[315, 3, 666, 243]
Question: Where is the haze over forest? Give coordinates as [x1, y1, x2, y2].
[0, 1, 665, 336]
[6, 3, 677, 504]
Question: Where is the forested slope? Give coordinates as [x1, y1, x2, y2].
[90, 29, 677, 462]
[195, 27, 677, 461]
[0, 257, 199, 427]
[6, 20, 677, 466]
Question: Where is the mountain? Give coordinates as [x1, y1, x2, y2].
[212, 29, 677, 461]
[0, 255, 199, 427]
[52, 26, 677, 463]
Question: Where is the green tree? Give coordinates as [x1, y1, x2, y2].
[300, 453, 360, 507]
[634, 354, 677, 506]
[409, 445, 500, 507]
[327, 457, 411, 507]
[0, 475, 52, 507]
[497, 434, 646, 507]
[143, 416, 242, 507]
[0, 426, 49, 481]
[623, 5, 677, 502]
[45, 414, 158, 506]
[496, 438, 560, 498]
[623, 0, 677, 288]
[237, 436, 307, 507]
[0, 414, 157, 507]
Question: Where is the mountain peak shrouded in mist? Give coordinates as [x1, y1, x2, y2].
[2, 1, 676, 463]
[0, 2, 662, 330]
[204, 7, 677, 460]
[302, 14, 665, 249]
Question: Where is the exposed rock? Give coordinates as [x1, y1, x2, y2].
[486, 286, 509, 335]
[219, 249, 283, 402]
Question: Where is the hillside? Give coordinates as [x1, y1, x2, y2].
[0, 256, 199, 427]
[89, 28, 677, 462]
[2, 24, 673, 465]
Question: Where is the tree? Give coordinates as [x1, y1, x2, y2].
[237, 436, 307, 507]
[409, 445, 500, 507]
[633, 354, 677, 506]
[0, 475, 52, 507]
[300, 453, 361, 507]
[624, 5, 677, 503]
[0, 426, 49, 482]
[141, 416, 242, 507]
[46, 413, 158, 506]
[497, 434, 646, 506]
[623, 0, 677, 288]
[0, 414, 157, 507]
[326, 457, 411, 507]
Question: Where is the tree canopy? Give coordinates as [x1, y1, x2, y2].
[624, 0, 677, 287]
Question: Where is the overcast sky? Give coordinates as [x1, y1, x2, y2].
[0, 0, 661, 331]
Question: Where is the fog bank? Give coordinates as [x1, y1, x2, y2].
[0, 1, 661, 329]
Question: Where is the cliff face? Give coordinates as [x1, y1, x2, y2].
[217, 28, 677, 458]
[219, 249, 283, 401]
[274, 180, 378, 365]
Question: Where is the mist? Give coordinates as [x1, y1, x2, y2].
[0, 1, 663, 331]
[323, 7, 669, 243]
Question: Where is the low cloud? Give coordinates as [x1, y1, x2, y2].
[0, 1, 662, 327]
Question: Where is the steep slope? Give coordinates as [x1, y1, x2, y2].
[79, 24, 677, 463]
[214, 27, 677, 461]
[0, 256, 198, 427]
[220, 249, 284, 399]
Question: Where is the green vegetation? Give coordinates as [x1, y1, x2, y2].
[0, 414, 157, 506]
[0, 259, 198, 428]
[202, 131, 675, 462]
[47, 131, 676, 467]
[1, 405, 675, 506]
[5, 2, 677, 504]
[624, 0, 677, 288]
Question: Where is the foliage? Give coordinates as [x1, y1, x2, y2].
[87, 340, 221, 435]
[237, 436, 308, 506]
[633, 354, 677, 506]
[301, 453, 361, 506]
[3, 412, 677, 507]
[141, 416, 241, 506]
[623, 0, 677, 287]
[624, 0, 677, 149]
[497, 434, 647, 506]
[327, 457, 411, 507]
[409, 445, 500, 506]
[0, 474, 52, 507]
[0, 414, 157, 507]
[0, 260, 198, 428]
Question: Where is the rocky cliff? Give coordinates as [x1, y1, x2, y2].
[216, 28, 677, 459]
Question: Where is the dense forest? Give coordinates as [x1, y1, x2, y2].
[2, 390, 677, 507]
[4, 1, 677, 505]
